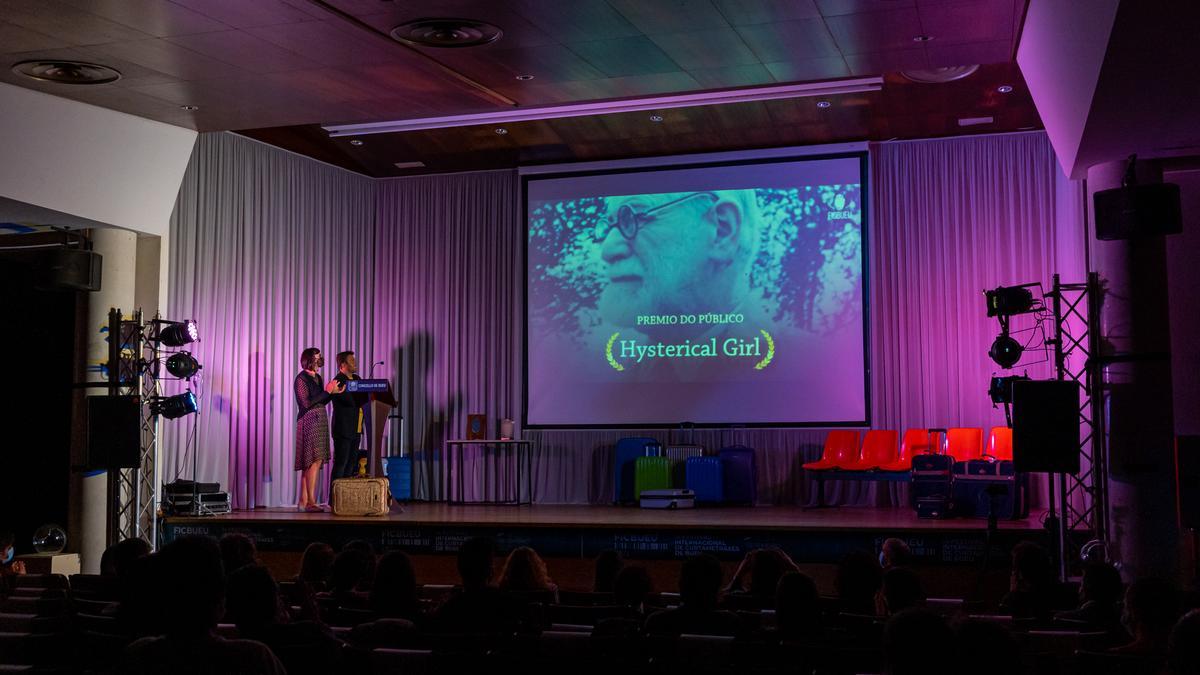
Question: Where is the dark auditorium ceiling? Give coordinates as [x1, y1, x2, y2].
[1, 0, 1039, 177]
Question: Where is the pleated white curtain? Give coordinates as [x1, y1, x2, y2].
[165, 133, 378, 508]
[164, 130, 1081, 508]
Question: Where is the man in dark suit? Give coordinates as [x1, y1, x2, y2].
[330, 351, 368, 488]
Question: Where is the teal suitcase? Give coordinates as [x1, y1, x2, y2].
[634, 456, 671, 499]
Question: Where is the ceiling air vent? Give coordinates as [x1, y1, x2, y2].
[390, 18, 503, 48]
[11, 60, 121, 85]
[901, 65, 980, 83]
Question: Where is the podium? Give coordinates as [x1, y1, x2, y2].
[347, 378, 396, 477]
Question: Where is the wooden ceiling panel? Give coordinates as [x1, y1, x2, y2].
[762, 56, 851, 82]
[53, 0, 233, 38]
[711, 0, 822, 25]
[824, 8, 925, 54]
[0, 21, 74, 54]
[163, 30, 322, 75]
[4, 0, 1037, 150]
[567, 36, 683, 78]
[2, 0, 153, 45]
[425, 44, 606, 87]
[648, 29, 761, 70]
[244, 21, 401, 68]
[814, 0, 918, 17]
[688, 64, 776, 89]
[604, 0, 732, 34]
[926, 40, 1012, 69]
[917, 0, 1016, 45]
[90, 38, 251, 81]
[509, 0, 642, 42]
[844, 49, 930, 77]
[168, 0, 316, 29]
[734, 19, 842, 63]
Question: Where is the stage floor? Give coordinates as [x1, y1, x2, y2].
[175, 503, 1045, 534]
[163, 503, 1047, 568]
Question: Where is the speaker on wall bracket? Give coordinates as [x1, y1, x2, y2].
[1012, 380, 1081, 474]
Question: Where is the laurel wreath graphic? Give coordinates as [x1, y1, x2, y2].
[605, 332, 624, 371]
[755, 329, 775, 370]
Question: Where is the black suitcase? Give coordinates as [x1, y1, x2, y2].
[910, 429, 952, 518]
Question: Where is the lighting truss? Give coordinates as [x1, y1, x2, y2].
[1045, 273, 1107, 555]
[106, 309, 162, 549]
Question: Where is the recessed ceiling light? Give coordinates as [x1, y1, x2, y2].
[12, 59, 121, 85]
[349, 139, 364, 146]
[649, 114, 664, 122]
[393, 161, 426, 169]
[901, 65, 980, 83]
[997, 84, 1014, 94]
[912, 34, 934, 42]
[390, 18, 503, 48]
[515, 74, 534, 81]
[180, 105, 199, 111]
[494, 127, 508, 135]
[816, 100, 831, 108]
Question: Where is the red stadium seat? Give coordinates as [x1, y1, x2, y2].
[841, 430, 899, 470]
[802, 431, 861, 470]
[876, 429, 936, 471]
[946, 427, 984, 462]
[987, 426, 1013, 461]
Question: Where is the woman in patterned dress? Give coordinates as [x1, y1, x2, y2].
[295, 347, 344, 512]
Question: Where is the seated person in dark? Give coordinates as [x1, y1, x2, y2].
[774, 571, 821, 640]
[835, 550, 883, 616]
[430, 537, 529, 634]
[1055, 561, 1124, 632]
[722, 548, 798, 609]
[1110, 577, 1181, 657]
[645, 554, 744, 637]
[225, 564, 342, 675]
[999, 540, 1075, 619]
[122, 535, 285, 675]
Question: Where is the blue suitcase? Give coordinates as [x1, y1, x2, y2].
[719, 446, 757, 505]
[614, 437, 660, 504]
[685, 456, 724, 504]
[384, 456, 412, 501]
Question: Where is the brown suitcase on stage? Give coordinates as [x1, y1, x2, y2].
[332, 477, 390, 516]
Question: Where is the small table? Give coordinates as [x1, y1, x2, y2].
[445, 439, 533, 505]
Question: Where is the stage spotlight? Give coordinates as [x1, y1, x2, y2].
[989, 333, 1023, 368]
[989, 374, 1030, 405]
[157, 320, 199, 347]
[165, 352, 201, 379]
[985, 285, 1036, 317]
[151, 391, 197, 420]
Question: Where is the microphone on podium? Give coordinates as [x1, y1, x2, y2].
[370, 360, 385, 376]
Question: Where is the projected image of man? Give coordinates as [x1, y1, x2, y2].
[596, 189, 764, 339]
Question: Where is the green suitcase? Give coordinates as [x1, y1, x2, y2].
[634, 456, 672, 499]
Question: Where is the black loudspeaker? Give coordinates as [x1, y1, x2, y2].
[87, 396, 141, 469]
[1093, 183, 1182, 240]
[1176, 436, 1200, 529]
[38, 248, 102, 292]
[1012, 380, 1081, 473]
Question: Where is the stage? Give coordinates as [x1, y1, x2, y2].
[162, 503, 1048, 568]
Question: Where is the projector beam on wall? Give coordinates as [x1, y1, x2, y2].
[323, 77, 883, 137]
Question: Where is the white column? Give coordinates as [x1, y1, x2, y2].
[79, 227, 137, 573]
[1087, 159, 1180, 580]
